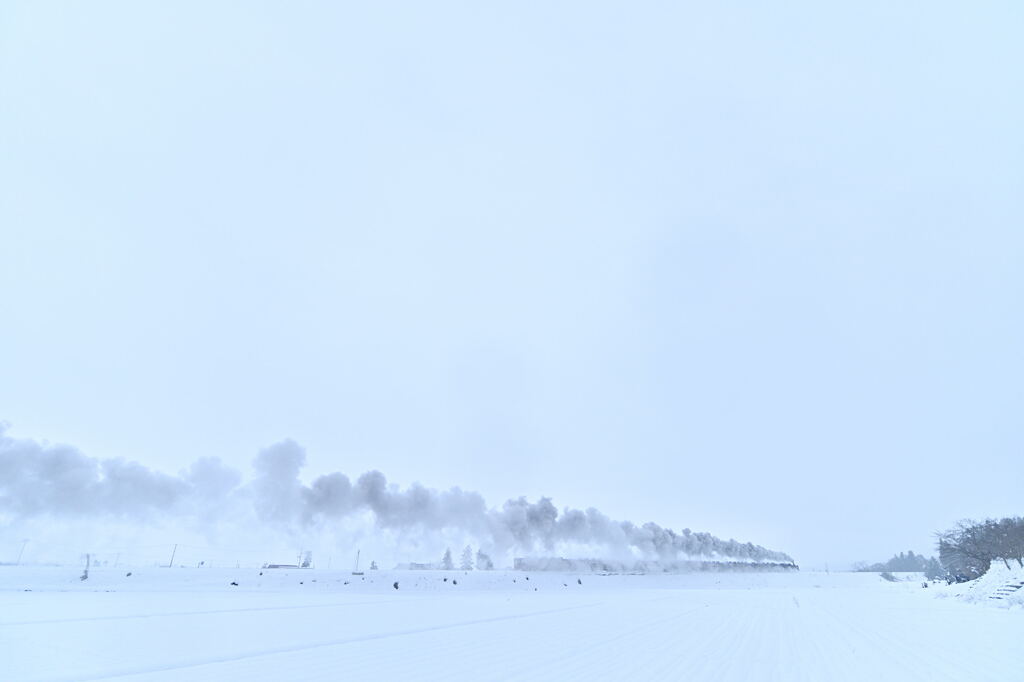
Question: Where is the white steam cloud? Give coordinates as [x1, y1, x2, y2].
[0, 427, 792, 563]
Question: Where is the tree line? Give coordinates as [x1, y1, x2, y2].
[854, 550, 942, 578]
[438, 546, 494, 571]
[936, 517, 1024, 581]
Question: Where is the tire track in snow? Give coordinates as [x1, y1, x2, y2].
[462, 591, 726, 681]
[55, 601, 604, 682]
[1, 596, 434, 627]
[816, 597, 1021, 682]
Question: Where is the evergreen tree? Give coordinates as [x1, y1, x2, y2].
[476, 550, 494, 570]
[460, 545, 474, 570]
[441, 547, 454, 570]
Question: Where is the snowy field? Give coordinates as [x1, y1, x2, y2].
[2, 566, 1022, 682]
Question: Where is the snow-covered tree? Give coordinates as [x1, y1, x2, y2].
[937, 517, 1024, 580]
[441, 547, 454, 570]
[475, 550, 494, 570]
[460, 545, 474, 570]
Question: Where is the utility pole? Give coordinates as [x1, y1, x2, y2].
[167, 544, 177, 568]
[16, 539, 28, 566]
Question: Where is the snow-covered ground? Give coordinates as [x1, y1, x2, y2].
[941, 560, 1024, 607]
[2, 566, 1022, 681]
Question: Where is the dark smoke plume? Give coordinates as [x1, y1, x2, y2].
[0, 427, 792, 563]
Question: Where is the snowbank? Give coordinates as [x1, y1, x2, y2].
[943, 560, 1024, 608]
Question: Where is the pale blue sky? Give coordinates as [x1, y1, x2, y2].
[1, 1, 1022, 567]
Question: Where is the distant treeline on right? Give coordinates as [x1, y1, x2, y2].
[858, 517, 1024, 583]
[854, 550, 942, 577]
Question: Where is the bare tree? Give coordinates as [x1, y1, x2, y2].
[936, 517, 1024, 580]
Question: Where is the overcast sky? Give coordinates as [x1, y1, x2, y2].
[2, 1, 1021, 568]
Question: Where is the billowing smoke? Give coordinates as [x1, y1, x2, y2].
[0, 427, 792, 563]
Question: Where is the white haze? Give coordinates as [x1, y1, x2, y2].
[1, 2, 1022, 570]
[0, 427, 791, 568]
